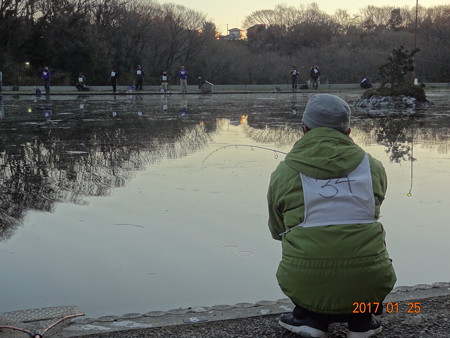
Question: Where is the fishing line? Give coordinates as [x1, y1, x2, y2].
[407, 128, 414, 197]
[202, 144, 287, 165]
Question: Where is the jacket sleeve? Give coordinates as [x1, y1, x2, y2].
[267, 171, 286, 241]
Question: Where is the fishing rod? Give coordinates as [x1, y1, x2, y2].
[202, 144, 287, 165]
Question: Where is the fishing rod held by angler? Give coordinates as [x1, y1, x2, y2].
[202, 144, 287, 165]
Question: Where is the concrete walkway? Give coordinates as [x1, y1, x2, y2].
[1, 282, 449, 337]
[1, 83, 449, 95]
[61, 282, 450, 337]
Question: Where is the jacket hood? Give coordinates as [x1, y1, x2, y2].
[284, 127, 365, 179]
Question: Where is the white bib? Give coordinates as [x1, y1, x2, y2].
[298, 154, 376, 228]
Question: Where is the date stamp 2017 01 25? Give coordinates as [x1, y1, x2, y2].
[352, 302, 421, 314]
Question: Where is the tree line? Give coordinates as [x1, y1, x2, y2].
[1, 1, 449, 86]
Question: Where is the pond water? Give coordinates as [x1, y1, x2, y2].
[0, 91, 449, 318]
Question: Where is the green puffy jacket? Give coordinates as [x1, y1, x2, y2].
[267, 127, 396, 314]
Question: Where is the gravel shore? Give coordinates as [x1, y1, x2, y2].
[78, 295, 450, 338]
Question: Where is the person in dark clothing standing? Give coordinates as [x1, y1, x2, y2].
[41, 67, 51, 94]
[135, 65, 144, 90]
[160, 71, 170, 93]
[110, 69, 118, 93]
[310, 65, 320, 90]
[290, 66, 299, 91]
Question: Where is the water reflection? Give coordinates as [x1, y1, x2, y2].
[0, 96, 4, 119]
[244, 113, 448, 163]
[0, 96, 215, 240]
[243, 123, 302, 146]
[179, 96, 188, 117]
[2, 94, 449, 241]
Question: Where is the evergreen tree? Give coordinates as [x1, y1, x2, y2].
[378, 46, 419, 88]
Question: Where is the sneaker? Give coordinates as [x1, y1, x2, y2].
[278, 314, 328, 338]
[347, 314, 382, 338]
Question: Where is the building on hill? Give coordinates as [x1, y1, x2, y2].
[224, 28, 246, 41]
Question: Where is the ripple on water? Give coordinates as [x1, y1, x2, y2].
[221, 242, 255, 256]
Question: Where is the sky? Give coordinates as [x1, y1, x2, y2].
[157, 0, 448, 34]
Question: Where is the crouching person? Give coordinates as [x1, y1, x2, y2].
[267, 94, 396, 338]
[76, 73, 89, 91]
[360, 77, 373, 89]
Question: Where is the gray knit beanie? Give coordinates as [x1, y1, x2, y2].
[302, 94, 351, 133]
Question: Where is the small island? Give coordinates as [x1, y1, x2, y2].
[355, 46, 433, 116]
